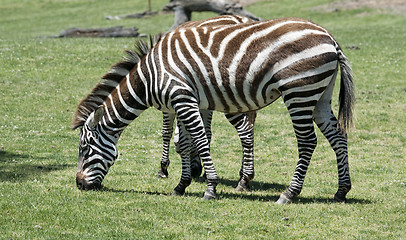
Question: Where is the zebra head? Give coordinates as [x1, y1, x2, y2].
[76, 106, 119, 190]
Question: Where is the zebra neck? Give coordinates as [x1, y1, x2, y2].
[100, 70, 149, 135]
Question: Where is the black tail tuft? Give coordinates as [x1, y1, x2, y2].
[337, 48, 355, 134]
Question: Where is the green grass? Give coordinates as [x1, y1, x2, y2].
[1, 0, 405, 239]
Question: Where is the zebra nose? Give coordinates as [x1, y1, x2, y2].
[76, 172, 102, 190]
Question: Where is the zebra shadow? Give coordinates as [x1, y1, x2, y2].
[191, 177, 371, 204]
[184, 191, 371, 204]
[101, 185, 371, 204]
[290, 196, 372, 204]
[217, 177, 287, 192]
[193, 176, 287, 192]
[100, 176, 370, 204]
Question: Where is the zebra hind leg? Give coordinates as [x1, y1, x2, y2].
[314, 109, 351, 203]
[158, 112, 175, 178]
[276, 115, 317, 204]
[313, 73, 352, 203]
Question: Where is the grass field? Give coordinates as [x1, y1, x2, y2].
[1, 0, 405, 239]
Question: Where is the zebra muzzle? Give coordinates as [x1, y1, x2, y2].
[76, 172, 102, 190]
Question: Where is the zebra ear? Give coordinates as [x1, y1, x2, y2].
[87, 106, 104, 129]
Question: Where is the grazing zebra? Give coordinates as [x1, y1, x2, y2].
[158, 15, 257, 191]
[73, 16, 354, 203]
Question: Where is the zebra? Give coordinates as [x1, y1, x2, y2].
[157, 15, 257, 191]
[73, 15, 257, 192]
[72, 16, 354, 203]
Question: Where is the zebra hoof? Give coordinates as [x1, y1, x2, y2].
[157, 169, 168, 178]
[276, 193, 292, 204]
[172, 182, 188, 196]
[333, 192, 347, 203]
[202, 190, 216, 200]
[235, 179, 250, 192]
[172, 190, 184, 196]
[333, 185, 351, 203]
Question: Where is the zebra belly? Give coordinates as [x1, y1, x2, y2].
[195, 86, 281, 114]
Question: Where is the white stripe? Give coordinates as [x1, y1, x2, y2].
[287, 106, 315, 115]
[150, 45, 162, 108]
[284, 92, 325, 109]
[274, 43, 336, 75]
[83, 155, 102, 168]
[101, 117, 126, 132]
[196, 16, 235, 28]
[107, 94, 132, 125]
[87, 143, 116, 160]
[137, 61, 150, 106]
[281, 77, 332, 96]
[116, 84, 144, 116]
[207, 26, 232, 50]
[126, 73, 147, 107]
[277, 61, 338, 87]
[249, 30, 331, 106]
[144, 47, 156, 106]
[85, 175, 103, 182]
[103, 102, 114, 125]
[157, 39, 165, 92]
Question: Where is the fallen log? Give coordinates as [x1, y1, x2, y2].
[56, 26, 146, 38]
[105, 10, 160, 20]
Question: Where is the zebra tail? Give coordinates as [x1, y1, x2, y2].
[337, 47, 355, 134]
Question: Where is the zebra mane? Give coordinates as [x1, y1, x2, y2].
[71, 34, 162, 130]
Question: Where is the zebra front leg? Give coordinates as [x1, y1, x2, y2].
[225, 112, 256, 192]
[174, 110, 213, 179]
[175, 103, 218, 199]
[159, 112, 175, 178]
[175, 134, 203, 179]
[277, 117, 317, 204]
[172, 122, 193, 195]
[192, 110, 213, 178]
